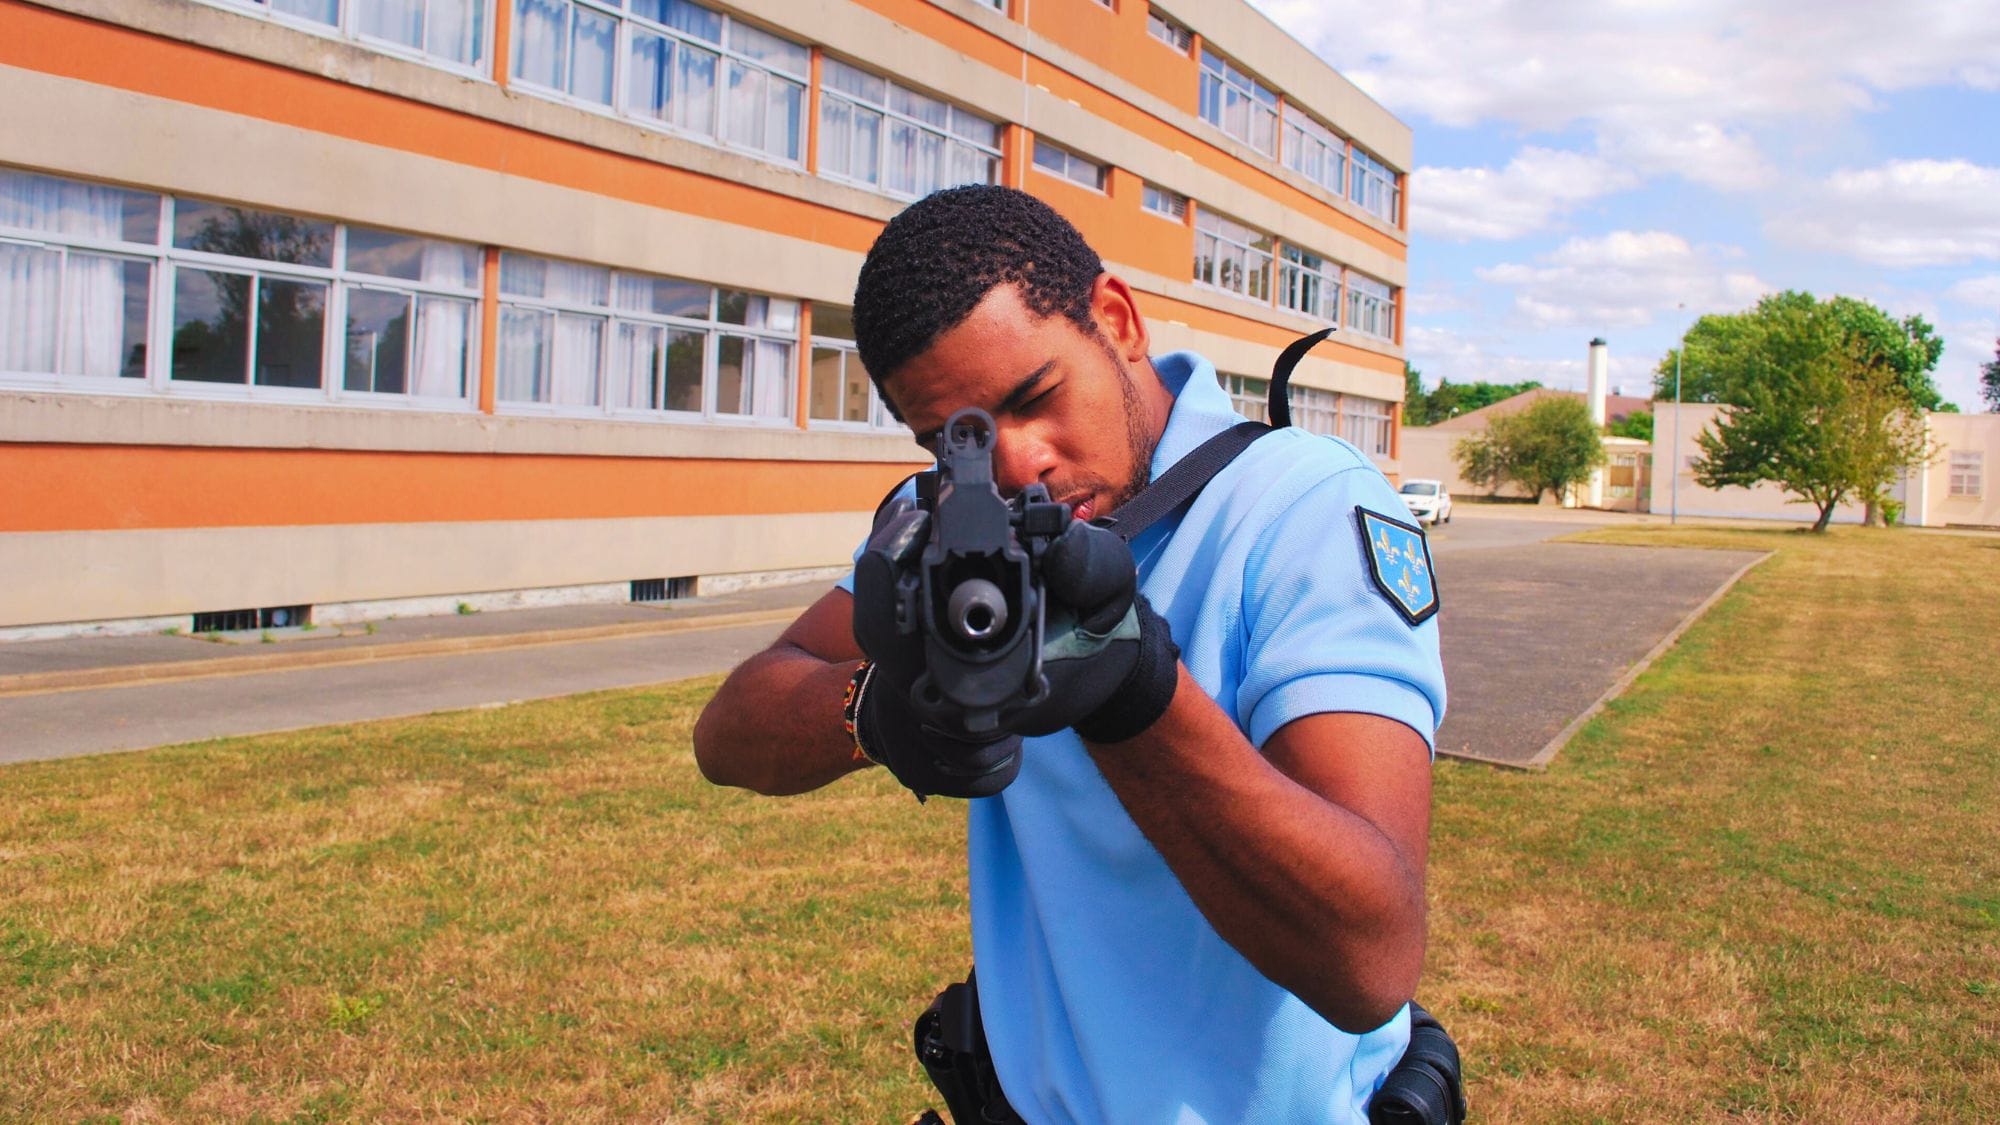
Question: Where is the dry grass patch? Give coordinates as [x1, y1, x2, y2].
[1423, 524, 2000, 1122]
[3, 524, 1997, 1120]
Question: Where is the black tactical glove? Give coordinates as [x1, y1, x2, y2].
[1004, 519, 1180, 743]
[851, 499, 1024, 800]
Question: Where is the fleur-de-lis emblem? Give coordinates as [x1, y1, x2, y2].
[1357, 507, 1439, 627]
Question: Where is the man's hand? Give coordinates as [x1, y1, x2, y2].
[852, 498, 1022, 799]
[1006, 520, 1180, 744]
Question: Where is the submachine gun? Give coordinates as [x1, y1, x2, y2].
[855, 407, 1069, 738]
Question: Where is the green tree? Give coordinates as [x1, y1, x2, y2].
[1694, 334, 1932, 532]
[1656, 291, 1945, 409]
[1982, 338, 2000, 413]
[1403, 363, 1428, 424]
[1452, 395, 1607, 504]
[1607, 409, 1653, 442]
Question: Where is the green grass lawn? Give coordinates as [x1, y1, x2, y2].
[3, 525, 1997, 1122]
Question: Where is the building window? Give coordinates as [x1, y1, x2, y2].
[1031, 140, 1106, 191]
[1349, 145, 1401, 224]
[1142, 183, 1187, 220]
[1341, 395, 1393, 457]
[1289, 384, 1340, 437]
[1949, 451, 1983, 498]
[0, 168, 160, 384]
[1283, 110, 1347, 200]
[1198, 48, 1278, 157]
[818, 59, 1002, 200]
[1193, 208, 1272, 303]
[1345, 272, 1396, 341]
[496, 251, 796, 421]
[0, 167, 480, 402]
[510, 0, 807, 165]
[807, 303, 898, 430]
[210, 0, 488, 71]
[1277, 244, 1341, 324]
[1223, 373, 1268, 424]
[1147, 7, 1191, 52]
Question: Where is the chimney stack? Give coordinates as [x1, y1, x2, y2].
[1587, 338, 1609, 427]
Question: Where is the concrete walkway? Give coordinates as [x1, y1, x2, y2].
[0, 511, 1765, 768]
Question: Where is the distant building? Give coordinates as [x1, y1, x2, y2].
[1651, 403, 2000, 528]
[0, 0, 1410, 637]
[1399, 339, 1653, 510]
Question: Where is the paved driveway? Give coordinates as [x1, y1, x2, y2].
[1424, 509, 1764, 766]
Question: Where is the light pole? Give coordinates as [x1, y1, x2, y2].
[1671, 305, 1686, 526]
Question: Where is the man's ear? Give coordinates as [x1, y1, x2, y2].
[1091, 273, 1150, 364]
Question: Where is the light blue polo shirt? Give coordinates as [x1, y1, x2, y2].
[843, 351, 1446, 1124]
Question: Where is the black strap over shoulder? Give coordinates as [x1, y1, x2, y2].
[1089, 326, 1336, 543]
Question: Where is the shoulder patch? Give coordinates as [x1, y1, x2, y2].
[1356, 507, 1439, 626]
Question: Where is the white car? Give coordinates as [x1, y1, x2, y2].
[1398, 479, 1453, 526]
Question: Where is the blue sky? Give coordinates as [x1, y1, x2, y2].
[1249, 0, 2000, 410]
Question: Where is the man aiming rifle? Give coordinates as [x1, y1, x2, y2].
[693, 186, 1457, 1124]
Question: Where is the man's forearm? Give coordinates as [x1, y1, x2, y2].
[1084, 665, 1430, 1033]
[693, 647, 871, 795]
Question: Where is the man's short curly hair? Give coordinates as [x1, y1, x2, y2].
[852, 185, 1103, 409]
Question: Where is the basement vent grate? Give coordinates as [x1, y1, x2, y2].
[193, 609, 258, 633]
[631, 577, 696, 603]
[191, 605, 312, 633]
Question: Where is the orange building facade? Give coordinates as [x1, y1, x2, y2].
[0, 0, 1411, 635]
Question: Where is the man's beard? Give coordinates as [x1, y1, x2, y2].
[1105, 349, 1159, 515]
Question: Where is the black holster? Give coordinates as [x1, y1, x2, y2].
[1367, 1002, 1468, 1125]
[913, 972, 1021, 1125]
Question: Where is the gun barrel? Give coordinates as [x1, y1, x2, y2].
[945, 578, 1009, 642]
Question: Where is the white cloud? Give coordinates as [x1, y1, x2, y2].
[1944, 275, 2000, 309]
[1475, 231, 1771, 329]
[1936, 317, 2000, 411]
[1248, 0, 2000, 188]
[1944, 272, 2000, 306]
[1768, 160, 2000, 267]
[1407, 325, 1657, 393]
[1413, 147, 1640, 241]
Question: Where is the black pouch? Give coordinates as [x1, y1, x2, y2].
[1367, 1002, 1468, 1125]
[913, 971, 1021, 1125]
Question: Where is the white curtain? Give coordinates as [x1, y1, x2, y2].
[356, 0, 423, 50]
[543, 260, 605, 406]
[0, 171, 128, 377]
[497, 306, 547, 402]
[426, 0, 479, 64]
[512, 0, 566, 90]
[750, 339, 790, 417]
[409, 240, 474, 398]
[610, 321, 660, 409]
[0, 244, 60, 374]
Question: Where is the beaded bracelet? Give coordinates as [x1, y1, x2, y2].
[842, 660, 879, 765]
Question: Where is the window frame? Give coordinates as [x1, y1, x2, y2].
[1193, 207, 1273, 305]
[1348, 145, 1402, 225]
[1146, 7, 1191, 53]
[1282, 108, 1349, 201]
[1198, 47, 1279, 158]
[806, 310, 900, 433]
[1948, 450, 1983, 498]
[0, 172, 482, 410]
[1277, 243, 1342, 325]
[1141, 183, 1188, 221]
[202, 0, 493, 78]
[817, 58, 1002, 201]
[507, 0, 809, 167]
[1030, 139, 1107, 192]
[1344, 271, 1397, 342]
[494, 250, 799, 426]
